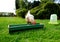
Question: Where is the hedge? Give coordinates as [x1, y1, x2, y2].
[16, 8, 28, 18]
[30, 2, 60, 19]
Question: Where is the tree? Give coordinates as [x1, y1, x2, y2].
[31, 1, 40, 8]
[16, 0, 20, 9]
[23, 0, 28, 9]
[20, 0, 24, 9]
[41, 0, 54, 3]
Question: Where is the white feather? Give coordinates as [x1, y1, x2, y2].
[25, 10, 34, 22]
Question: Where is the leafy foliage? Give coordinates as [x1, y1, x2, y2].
[30, 2, 60, 19]
[31, 1, 40, 9]
[44, 3, 60, 18]
[41, 0, 54, 3]
[16, 0, 27, 9]
[16, 0, 20, 9]
[16, 0, 40, 18]
[30, 3, 46, 19]
[16, 8, 28, 18]
[16, 0, 60, 19]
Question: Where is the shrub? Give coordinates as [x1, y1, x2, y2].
[30, 2, 60, 19]
[44, 3, 60, 18]
[37, 9, 49, 19]
[30, 6, 40, 19]
[30, 3, 47, 19]
[16, 8, 28, 18]
[30, 6, 40, 14]
[41, 0, 54, 3]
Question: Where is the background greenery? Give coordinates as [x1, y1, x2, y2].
[16, 0, 60, 19]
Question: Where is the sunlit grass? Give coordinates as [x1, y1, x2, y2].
[0, 17, 60, 42]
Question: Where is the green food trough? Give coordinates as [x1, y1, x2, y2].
[8, 23, 44, 32]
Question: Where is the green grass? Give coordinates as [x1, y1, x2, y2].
[0, 17, 60, 42]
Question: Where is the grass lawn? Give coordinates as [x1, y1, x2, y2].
[0, 17, 60, 42]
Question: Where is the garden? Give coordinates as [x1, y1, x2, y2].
[0, 0, 60, 42]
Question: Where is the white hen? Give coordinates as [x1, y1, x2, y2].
[25, 10, 34, 24]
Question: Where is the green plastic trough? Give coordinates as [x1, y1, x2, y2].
[8, 23, 44, 32]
